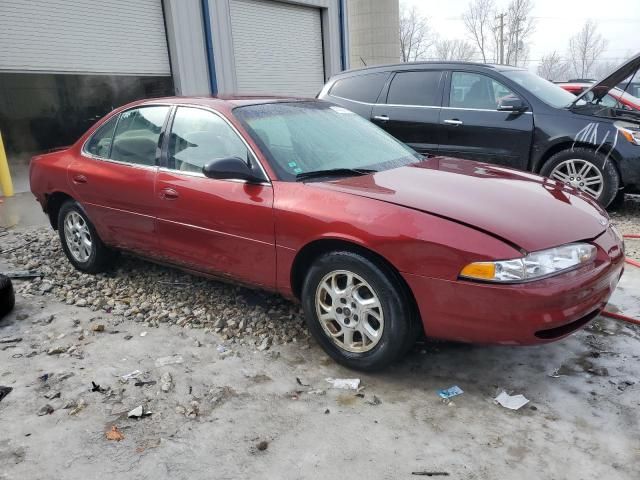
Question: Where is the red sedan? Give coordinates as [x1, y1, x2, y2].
[29, 97, 625, 370]
[557, 82, 640, 111]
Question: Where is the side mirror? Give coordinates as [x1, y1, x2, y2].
[497, 96, 527, 112]
[202, 157, 263, 183]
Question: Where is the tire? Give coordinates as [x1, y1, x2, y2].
[0, 274, 15, 319]
[301, 251, 419, 371]
[540, 147, 620, 208]
[57, 200, 114, 273]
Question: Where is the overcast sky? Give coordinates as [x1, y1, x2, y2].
[402, 0, 640, 71]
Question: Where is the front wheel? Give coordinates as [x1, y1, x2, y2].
[301, 251, 418, 371]
[57, 200, 114, 273]
[540, 147, 620, 208]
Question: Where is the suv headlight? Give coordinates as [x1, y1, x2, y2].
[460, 243, 597, 283]
[615, 122, 640, 145]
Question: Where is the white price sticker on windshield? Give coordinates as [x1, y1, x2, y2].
[330, 106, 355, 114]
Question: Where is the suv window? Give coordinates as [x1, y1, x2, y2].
[329, 73, 388, 103]
[450, 72, 515, 110]
[386, 71, 442, 106]
[168, 107, 250, 173]
[110, 106, 169, 166]
[85, 116, 118, 158]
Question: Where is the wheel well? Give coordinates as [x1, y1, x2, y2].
[289, 239, 418, 314]
[45, 192, 74, 230]
[535, 141, 622, 176]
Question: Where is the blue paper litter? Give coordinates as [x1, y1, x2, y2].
[438, 386, 464, 399]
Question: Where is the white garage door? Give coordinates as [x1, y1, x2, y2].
[230, 0, 325, 96]
[0, 0, 170, 76]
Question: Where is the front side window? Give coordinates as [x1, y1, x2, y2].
[329, 73, 388, 103]
[502, 70, 577, 108]
[450, 72, 516, 110]
[234, 102, 421, 181]
[85, 116, 118, 158]
[386, 71, 443, 106]
[110, 106, 169, 166]
[167, 107, 250, 173]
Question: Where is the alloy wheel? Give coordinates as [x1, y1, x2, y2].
[549, 159, 604, 199]
[64, 211, 93, 262]
[315, 270, 384, 353]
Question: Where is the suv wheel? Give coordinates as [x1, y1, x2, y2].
[540, 147, 620, 207]
[301, 251, 419, 371]
[57, 200, 115, 273]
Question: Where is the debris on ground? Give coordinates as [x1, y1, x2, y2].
[127, 405, 152, 418]
[105, 426, 124, 441]
[256, 440, 269, 451]
[140, 331, 147, 337]
[437, 386, 463, 399]
[411, 472, 449, 477]
[160, 372, 173, 392]
[90, 323, 105, 332]
[324, 408, 330, 414]
[134, 380, 156, 387]
[296, 377, 310, 387]
[120, 370, 142, 381]
[37, 404, 54, 416]
[47, 346, 67, 355]
[494, 391, 530, 410]
[0, 336, 22, 344]
[68, 399, 86, 416]
[366, 395, 382, 406]
[0, 386, 13, 402]
[3, 270, 42, 279]
[155, 355, 184, 367]
[91, 381, 107, 393]
[44, 391, 60, 400]
[186, 401, 200, 418]
[325, 378, 361, 390]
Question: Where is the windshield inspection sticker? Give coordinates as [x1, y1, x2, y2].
[330, 106, 355, 114]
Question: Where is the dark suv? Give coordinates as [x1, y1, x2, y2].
[319, 55, 640, 207]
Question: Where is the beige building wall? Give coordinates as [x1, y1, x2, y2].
[347, 0, 400, 69]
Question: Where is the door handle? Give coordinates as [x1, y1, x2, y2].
[72, 174, 88, 184]
[443, 119, 463, 126]
[373, 115, 389, 122]
[160, 187, 179, 200]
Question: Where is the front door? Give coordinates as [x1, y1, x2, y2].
[69, 105, 170, 255]
[155, 106, 276, 288]
[439, 71, 533, 169]
[370, 70, 444, 154]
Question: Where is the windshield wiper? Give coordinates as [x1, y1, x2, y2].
[295, 168, 377, 182]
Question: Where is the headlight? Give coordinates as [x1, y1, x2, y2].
[460, 243, 597, 283]
[615, 122, 640, 145]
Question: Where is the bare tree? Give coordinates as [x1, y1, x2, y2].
[434, 39, 476, 61]
[568, 20, 608, 78]
[537, 51, 568, 81]
[503, 0, 535, 67]
[593, 60, 618, 79]
[463, 0, 495, 63]
[399, 5, 433, 62]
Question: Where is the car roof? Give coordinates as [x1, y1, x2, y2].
[127, 95, 316, 111]
[335, 61, 526, 76]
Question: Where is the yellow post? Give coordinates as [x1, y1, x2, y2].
[0, 130, 14, 197]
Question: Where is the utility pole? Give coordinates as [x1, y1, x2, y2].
[495, 12, 506, 65]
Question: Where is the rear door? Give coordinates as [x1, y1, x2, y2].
[439, 71, 533, 169]
[69, 105, 170, 253]
[370, 70, 444, 154]
[322, 72, 390, 118]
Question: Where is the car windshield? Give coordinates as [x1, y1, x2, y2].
[502, 70, 580, 108]
[233, 102, 421, 181]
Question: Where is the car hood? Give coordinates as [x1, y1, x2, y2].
[573, 52, 640, 105]
[312, 157, 609, 252]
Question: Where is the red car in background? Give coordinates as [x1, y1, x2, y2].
[557, 82, 640, 111]
[29, 97, 625, 370]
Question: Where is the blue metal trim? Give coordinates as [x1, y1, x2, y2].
[201, 0, 218, 94]
[338, 0, 347, 71]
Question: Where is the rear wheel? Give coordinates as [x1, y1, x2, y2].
[540, 147, 620, 208]
[57, 201, 114, 273]
[301, 251, 418, 371]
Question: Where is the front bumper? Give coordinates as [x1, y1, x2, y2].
[403, 227, 625, 345]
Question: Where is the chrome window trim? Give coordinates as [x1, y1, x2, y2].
[81, 103, 173, 167]
[442, 106, 533, 114]
[170, 103, 271, 184]
[157, 166, 271, 187]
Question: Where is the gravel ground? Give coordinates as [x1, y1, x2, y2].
[610, 194, 640, 260]
[3, 228, 309, 350]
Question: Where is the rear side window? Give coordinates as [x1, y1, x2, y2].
[110, 106, 169, 166]
[386, 71, 443, 106]
[329, 73, 388, 103]
[85, 116, 118, 158]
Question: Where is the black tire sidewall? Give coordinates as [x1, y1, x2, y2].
[540, 148, 620, 208]
[301, 251, 414, 371]
[57, 201, 107, 273]
[0, 274, 15, 319]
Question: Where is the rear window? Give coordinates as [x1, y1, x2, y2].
[329, 73, 388, 103]
[386, 71, 443, 106]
